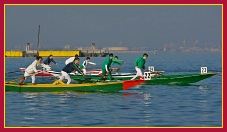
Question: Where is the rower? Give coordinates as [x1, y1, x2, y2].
[110, 56, 124, 74]
[44, 54, 57, 66]
[59, 57, 84, 85]
[131, 53, 148, 80]
[19, 56, 51, 85]
[43, 54, 57, 72]
[80, 57, 97, 75]
[101, 53, 114, 80]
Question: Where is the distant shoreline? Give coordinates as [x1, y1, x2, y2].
[108, 50, 221, 53]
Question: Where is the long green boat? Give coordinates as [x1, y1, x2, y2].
[5, 80, 144, 93]
[71, 72, 218, 85]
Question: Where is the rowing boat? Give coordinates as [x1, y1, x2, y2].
[17, 66, 218, 86]
[74, 72, 218, 85]
[5, 80, 145, 93]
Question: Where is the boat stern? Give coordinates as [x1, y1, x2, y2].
[123, 80, 145, 90]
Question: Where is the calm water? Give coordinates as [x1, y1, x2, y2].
[5, 52, 222, 127]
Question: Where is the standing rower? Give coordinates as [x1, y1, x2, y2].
[19, 56, 51, 85]
[59, 57, 84, 85]
[101, 53, 114, 80]
[131, 53, 148, 80]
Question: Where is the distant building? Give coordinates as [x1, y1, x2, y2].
[76, 43, 109, 57]
[106, 47, 129, 51]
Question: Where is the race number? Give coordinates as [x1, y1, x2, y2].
[148, 66, 154, 72]
[201, 67, 207, 74]
[143, 72, 151, 80]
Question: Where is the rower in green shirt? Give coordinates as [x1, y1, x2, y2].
[111, 56, 124, 74]
[101, 53, 114, 80]
[131, 53, 148, 80]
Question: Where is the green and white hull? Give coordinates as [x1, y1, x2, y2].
[72, 72, 218, 85]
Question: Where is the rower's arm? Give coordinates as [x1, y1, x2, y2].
[88, 62, 96, 65]
[51, 59, 57, 64]
[111, 59, 124, 65]
[105, 65, 109, 72]
[41, 63, 51, 70]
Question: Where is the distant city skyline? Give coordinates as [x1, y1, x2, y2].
[5, 5, 222, 50]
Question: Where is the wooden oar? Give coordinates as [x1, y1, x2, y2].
[116, 61, 124, 72]
[79, 73, 92, 84]
[6, 70, 22, 75]
[111, 61, 124, 73]
[80, 78, 92, 84]
[5, 77, 21, 84]
[86, 64, 97, 69]
[151, 71, 165, 75]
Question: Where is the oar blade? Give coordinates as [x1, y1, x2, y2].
[123, 80, 145, 90]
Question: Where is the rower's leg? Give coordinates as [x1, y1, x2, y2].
[65, 74, 71, 85]
[101, 69, 106, 80]
[59, 71, 65, 81]
[82, 68, 86, 75]
[18, 72, 29, 85]
[138, 69, 144, 80]
[59, 76, 64, 81]
[108, 71, 113, 80]
[131, 67, 139, 80]
[31, 74, 35, 84]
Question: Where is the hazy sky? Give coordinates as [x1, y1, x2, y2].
[5, 5, 222, 50]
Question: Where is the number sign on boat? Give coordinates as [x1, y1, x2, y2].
[201, 67, 207, 74]
[143, 72, 151, 80]
[148, 66, 154, 72]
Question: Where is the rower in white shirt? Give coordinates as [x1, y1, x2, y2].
[80, 57, 96, 75]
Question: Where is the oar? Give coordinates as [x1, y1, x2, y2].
[79, 73, 93, 84]
[86, 64, 97, 69]
[116, 61, 124, 72]
[5, 77, 22, 84]
[49, 63, 58, 66]
[152, 71, 165, 75]
[111, 61, 124, 73]
[6, 70, 22, 75]
[80, 78, 92, 84]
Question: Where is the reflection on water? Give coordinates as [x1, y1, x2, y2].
[142, 93, 152, 124]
